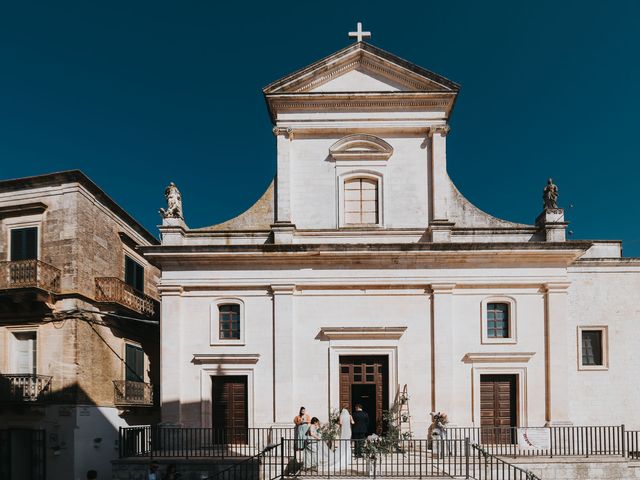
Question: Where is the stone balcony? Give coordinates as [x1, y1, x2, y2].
[0, 259, 61, 294]
[0, 374, 53, 403]
[95, 277, 158, 318]
[113, 380, 153, 407]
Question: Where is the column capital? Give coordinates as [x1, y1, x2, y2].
[270, 284, 296, 295]
[157, 285, 184, 296]
[428, 124, 450, 138]
[272, 126, 294, 140]
[543, 282, 571, 293]
[430, 283, 456, 294]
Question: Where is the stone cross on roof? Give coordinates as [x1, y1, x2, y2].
[348, 22, 371, 43]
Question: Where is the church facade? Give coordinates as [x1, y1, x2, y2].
[143, 41, 640, 436]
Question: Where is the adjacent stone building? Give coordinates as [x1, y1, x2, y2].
[0, 171, 160, 480]
[142, 40, 640, 441]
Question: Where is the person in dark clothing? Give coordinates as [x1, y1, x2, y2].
[86, 470, 98, 480]
[351, 403, 369, 457]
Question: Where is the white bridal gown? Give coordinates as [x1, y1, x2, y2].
[320, 409, 353, 471]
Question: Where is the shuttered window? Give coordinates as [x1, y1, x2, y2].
[344, 178, 378, 225]
[487, 303, 509, 338]
[219, 304, 241, 340]
[125, 255, 145, 292]
[10, 227, 38, 261]
[12, 332, 37, 374]
[125, 344, 144, 381]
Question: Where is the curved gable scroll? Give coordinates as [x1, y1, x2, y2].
[329, 134, 393, 161]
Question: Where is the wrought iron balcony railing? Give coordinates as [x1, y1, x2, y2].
[113, 380, 153, 407]
[95, 277, 157, 317]
[0, 260, 61, 293]
[0, 374, 53, 403]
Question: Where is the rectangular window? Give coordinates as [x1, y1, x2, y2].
[487, 303, 509, 338]
[12, 331, 37, 374]
[581, 330, 603, 366]
[344, 178, 378, 225]
[125, 344, 144, 381]
[219, 304, 241, 340]
[10, 227, 38, 261]
[124, 255, 145, 292]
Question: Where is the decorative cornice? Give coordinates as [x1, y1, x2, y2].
[192, 354, 260, 365]
[428, 125, 451, 137]
[463, 352, 536, 364]
[329, 134, 393, 161]
[271, 98, 453, 112]
[293, 54, 445, 93]
[320, 326, 407, 340]
[0, 202, 48, 218]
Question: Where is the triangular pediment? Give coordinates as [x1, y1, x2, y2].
[264, 42, 459, 94]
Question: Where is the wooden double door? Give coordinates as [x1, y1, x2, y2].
[212, 376, 248, 444]
[339, 356, 388, 434]
[480, 374, 518, 444]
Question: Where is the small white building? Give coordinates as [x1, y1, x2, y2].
[143, 40, 640, 437]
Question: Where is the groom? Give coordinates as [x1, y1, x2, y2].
[352, 404, 369, 457]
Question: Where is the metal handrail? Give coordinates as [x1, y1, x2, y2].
[0, 259, 61, 293]
[0, 374, 53, 402]
[448, 425, 627, 458]
[205, 442, 280, 480]
[113, 380, 153, 406]
[469, 443, 541, 480]
[95, 277, 157, 317]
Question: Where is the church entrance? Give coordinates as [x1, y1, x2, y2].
[339, 356, 388, 434]
[211, 376, 248, 444]
[480, 374, 518, 444]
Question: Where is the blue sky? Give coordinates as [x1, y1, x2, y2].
[1, 1, 639, 255]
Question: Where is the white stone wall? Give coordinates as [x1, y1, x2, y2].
[289, 136, 429, 230]
[568, 263, 640, 429]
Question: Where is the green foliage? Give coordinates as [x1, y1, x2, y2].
[318, 408, 341, 442]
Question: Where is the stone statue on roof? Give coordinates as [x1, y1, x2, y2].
[159, 182, 183, 219]
[543, 178, 559, 210]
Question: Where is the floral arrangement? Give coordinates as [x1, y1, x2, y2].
[362, 433, 383, 460]
[318, 409, 341, 443]
[431, 412, 449, 428]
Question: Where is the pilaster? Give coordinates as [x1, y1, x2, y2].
[159, 285, 183, 425]
[430, 283, 456, 416]
[271, 284, 296, 424]
[544, 282, 572, 425]
[273, 127, 295, 219]
[428, 125, 453, 242]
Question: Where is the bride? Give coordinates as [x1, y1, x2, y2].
[320, 408, 354, 472]
[303, 409, 354, 472]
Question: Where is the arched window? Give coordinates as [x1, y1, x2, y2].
[344, 177, 379, 225]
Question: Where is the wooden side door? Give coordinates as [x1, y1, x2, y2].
[480, 374, 517, 444]
[212, 376, 248, 444]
